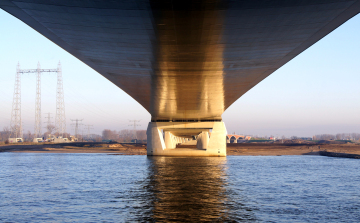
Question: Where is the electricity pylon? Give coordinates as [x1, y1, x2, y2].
[34, 62, 42, 138]
[44, 112, 54, 133]
[10, 63, 22, 138]
[84, 124, 93, 139]
[129, 120, 141, 141]
[71, 119, 83, 137]
[10, 62, 66, 139]
[55, 62, 66, 137]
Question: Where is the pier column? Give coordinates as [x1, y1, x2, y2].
[197, 131, 209, 150]
[147, 121, 227, 156]
[165, 131, 176, 149]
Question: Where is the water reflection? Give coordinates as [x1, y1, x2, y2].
[131, 157, 256, 222]
[2, 155, 359, 222]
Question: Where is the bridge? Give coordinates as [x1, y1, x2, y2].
[1, 0, 359, 156]
[226, 135, 251, 143]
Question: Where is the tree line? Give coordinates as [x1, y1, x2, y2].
[0, 127, 147, 143]
[102, 129, 146, 142]
[314, 133, 360, 141]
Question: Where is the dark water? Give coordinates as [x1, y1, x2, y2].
[0, 154, 359, 222]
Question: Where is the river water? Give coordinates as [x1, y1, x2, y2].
[0, 154, 359, 222]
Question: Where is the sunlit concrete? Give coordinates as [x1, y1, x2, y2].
[147, 122, 226, 156]
[1, 0, 360, 156]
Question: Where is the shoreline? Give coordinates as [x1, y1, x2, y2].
[1, 142, 360, 158]
[0, 142, 147, 155]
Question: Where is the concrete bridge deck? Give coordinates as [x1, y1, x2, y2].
[1, 0, 360, 156]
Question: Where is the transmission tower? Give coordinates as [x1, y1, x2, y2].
[9, 62, 66, 140]
[71, 119, 83, 137]
[20, 122, 23, 139]
[34, 62, 42, 138]
[55, 62, 66, 137]
[10, 63, 22, 138]
[84, 124, 93, 139]
[129, 120, 141, 140]
[44, 112, 53, 133]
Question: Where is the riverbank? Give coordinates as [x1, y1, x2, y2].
[1, 142, 360, 157]
[226, 143, 360, 158]
[0, 142, 147, 155]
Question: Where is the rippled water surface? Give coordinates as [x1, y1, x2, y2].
[0, 154, 359, 222]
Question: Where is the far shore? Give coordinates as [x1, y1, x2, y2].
[1, 141, 360, 158]
[226, 142, 360, 158]
[0, 142, 148, 155]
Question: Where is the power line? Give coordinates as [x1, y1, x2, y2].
[63, 80, 130, 124]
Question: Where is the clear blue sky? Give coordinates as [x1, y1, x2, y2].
[0, 9, 359, 137]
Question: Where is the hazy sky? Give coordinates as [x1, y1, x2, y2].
[0, 9, 359, 137]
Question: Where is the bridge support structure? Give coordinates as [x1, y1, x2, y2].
[147, 121, 227, 157]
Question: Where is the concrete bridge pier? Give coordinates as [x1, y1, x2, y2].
[164, 131, 176, 149]
[147, 121, 227, 157]
[196, 131, 209, 150]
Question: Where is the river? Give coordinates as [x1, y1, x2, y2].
[0, 154, 359, 222]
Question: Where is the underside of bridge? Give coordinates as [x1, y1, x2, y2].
[1, 0, 360, 156]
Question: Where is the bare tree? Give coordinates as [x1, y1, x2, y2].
[351, 133, 357, 141]
[25, 130, 33, 142]
[314, 134, 335, 140]
[102, 129, 113, 140]
[119, 129, 132, 142]
[2, 126, 10, 139]
[136, 130, 147, 141]
[46, 124, 56, 134]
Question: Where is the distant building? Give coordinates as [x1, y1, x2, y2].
[8, 138, 23, 143]
[226, 134, 251, 143]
